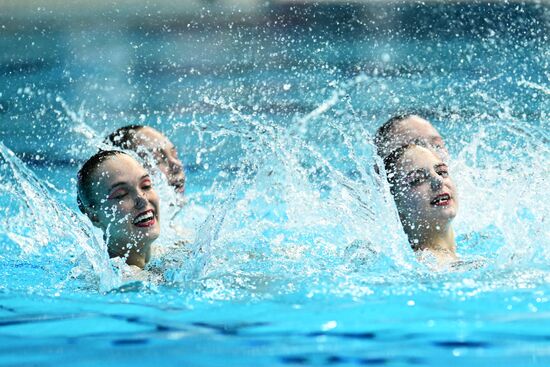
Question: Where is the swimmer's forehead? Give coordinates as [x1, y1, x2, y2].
[397, 146, 444, 172]
[390, 116, 443, 141]
[93, 155, 148, 188]
[380, 116, 446, 160]
[133, 127, 174, 151]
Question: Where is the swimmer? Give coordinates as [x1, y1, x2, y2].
[77, 150, 160, 268]
[105, 125, 186, 195]
[105, 125, 207, 242]
[375, 114, 449, 162]
[384, 144, 458, 264]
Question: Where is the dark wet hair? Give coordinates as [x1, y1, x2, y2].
[77, 150, 126, 214]
[374, 114, 414, 156]
[383, 144, 415, 192]
[104, 125, 145, 150]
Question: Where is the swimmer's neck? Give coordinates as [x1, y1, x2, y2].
[408, 225, 457, 262]
[108, 242, 152, 269]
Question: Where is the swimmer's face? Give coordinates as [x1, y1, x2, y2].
[381, 116, 449, 161]
[390, 146, 458, 232]
[89, 154, 160, 257]
[132, 127, 186, 194]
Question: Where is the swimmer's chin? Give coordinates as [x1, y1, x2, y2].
[170, 179, 185, 194]
[416, 249, 459, 269]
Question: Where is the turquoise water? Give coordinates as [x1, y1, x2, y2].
[1, 3, 549, 366]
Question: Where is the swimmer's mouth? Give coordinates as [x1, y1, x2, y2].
[133, 209, 156, 227]
[431, 193, 451, 206]
[172, 179, 185, 194]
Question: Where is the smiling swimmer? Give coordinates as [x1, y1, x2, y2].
[105, 125, 186, 196]
[104, 125, 209, 242]
[77, 150, 161, 269]
[384, 144, 459, 264]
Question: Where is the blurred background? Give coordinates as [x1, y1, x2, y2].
[0, 0, 547, 169]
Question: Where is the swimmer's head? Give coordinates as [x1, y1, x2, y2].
[77, 150, 123, 215]
[77, 150, 160, 268]
[105, 125, 186, 195]
[384, 144, 458, 248]
[375, 114, 449, 162]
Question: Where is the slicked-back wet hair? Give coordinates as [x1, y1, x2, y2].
[374, 114, 414, 157]
[104, 125, 145, 150]
[382, 144, 415, 193]
[77, 150, 126, 214]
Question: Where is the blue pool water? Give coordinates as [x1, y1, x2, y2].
[0, 2, 549, 366]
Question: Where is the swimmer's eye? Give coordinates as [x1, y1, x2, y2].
[436, 169, 449, 178]
[431, 137, 446, 148]
[154, 149, 169, 164]
[169, 147, 180, 161]
[407, 172, 428, 187]
[108, 189, 128, 200]
[141, 179, 153, 190]
[408, 178, 423, 187]
[434, 163, 449, 178]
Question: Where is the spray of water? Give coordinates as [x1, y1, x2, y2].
[1, 70, 548, 302]
[0, 142, 120, 293]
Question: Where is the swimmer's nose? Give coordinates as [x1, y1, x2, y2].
[134, 193, 147, 209]
[436, 146, 450, 163]
[170, 155, 183, 170]
[168, 156, 184, 177]
[430, 175, 443, 191]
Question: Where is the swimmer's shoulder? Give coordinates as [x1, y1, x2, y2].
[450, 256, 488, 271]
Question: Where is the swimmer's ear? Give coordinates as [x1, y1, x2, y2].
[77, 196, 101, 226]
[86, 207, 101, 227]
[87, 211, 101, 227]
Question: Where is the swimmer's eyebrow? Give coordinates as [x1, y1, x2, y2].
[413, 136, 444, 146]
[166, 144, 177, 154]
[405, 168, 428, 179]
[431, 136, 445, 145]
[434, 163, 448, 170]
[109, 174, 150, 190]
[109, 181, 127, 190]
[153, 146, 170, 155]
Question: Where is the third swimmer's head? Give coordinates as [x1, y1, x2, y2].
[375, 114, 449, 162]
[105, 125, 186, 195]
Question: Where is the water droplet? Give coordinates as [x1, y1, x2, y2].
[321, 321, 337, 331]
